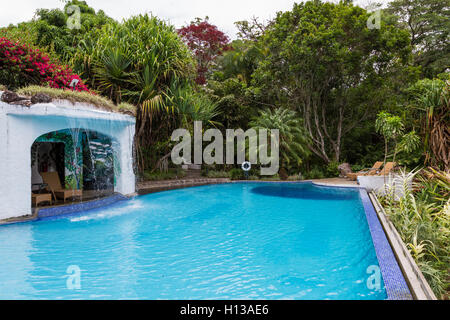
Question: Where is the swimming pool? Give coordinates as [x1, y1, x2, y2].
[0, 182, 390, 299]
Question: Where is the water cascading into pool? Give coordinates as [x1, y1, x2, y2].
[58, 107, 135, 198]
[67, 126, 83, 190]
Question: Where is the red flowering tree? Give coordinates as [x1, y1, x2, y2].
[0, 37, 89, 91]
[178, 17, 230, 85]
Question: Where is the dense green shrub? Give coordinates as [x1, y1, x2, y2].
[229, 168, 244, 180]
[8, 0, 113, 63]
[325, 161, 340, 178]
[304, 167, 325, 180]
[141, 168, 186, 181]
[204, 170, 230, 178]
[260, 174, 280, 181]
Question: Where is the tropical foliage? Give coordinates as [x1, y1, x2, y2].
[407, 78, 450, 170]
[252, 1, 417, 164]
[386, 0, 450, 78]
[375, 111, 421, 167]
[1, 0, 447, 176]
[250, 108, 310, 177]
[213, 39, 264, 85]
[71, 14, 196, 171]
[381, 168, 449, 298]
[0, 0, 113, 63]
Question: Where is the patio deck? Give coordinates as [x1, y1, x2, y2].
[311, 177, 358, 187]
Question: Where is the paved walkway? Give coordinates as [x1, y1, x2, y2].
[310, 177, 358, 187]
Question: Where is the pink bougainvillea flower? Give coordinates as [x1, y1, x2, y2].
[0, 37, 90, 92]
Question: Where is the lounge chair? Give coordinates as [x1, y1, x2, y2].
[376, 162, 397, 176]
[40, 172, 82, 203]
[346, 161, 383, 181]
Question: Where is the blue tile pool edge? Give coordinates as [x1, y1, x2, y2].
[359, 189, 413, 300]
[36, 194, 130, 221]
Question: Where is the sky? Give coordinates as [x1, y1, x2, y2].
[0, 0, 391, 39]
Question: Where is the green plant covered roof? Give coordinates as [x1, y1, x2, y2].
[1, 85, 136, 116]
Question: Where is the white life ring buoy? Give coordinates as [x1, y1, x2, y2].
[241, 161, 251, 172]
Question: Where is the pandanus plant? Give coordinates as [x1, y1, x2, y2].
[413, 79, 449, 170]
[72, 14, 198, 172]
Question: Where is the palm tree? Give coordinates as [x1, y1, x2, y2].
[250, 108, 310, 176]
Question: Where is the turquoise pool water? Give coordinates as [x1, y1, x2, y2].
[0, 182, 387, 299]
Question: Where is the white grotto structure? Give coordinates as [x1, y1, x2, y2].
[0, 91, 136, 220]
